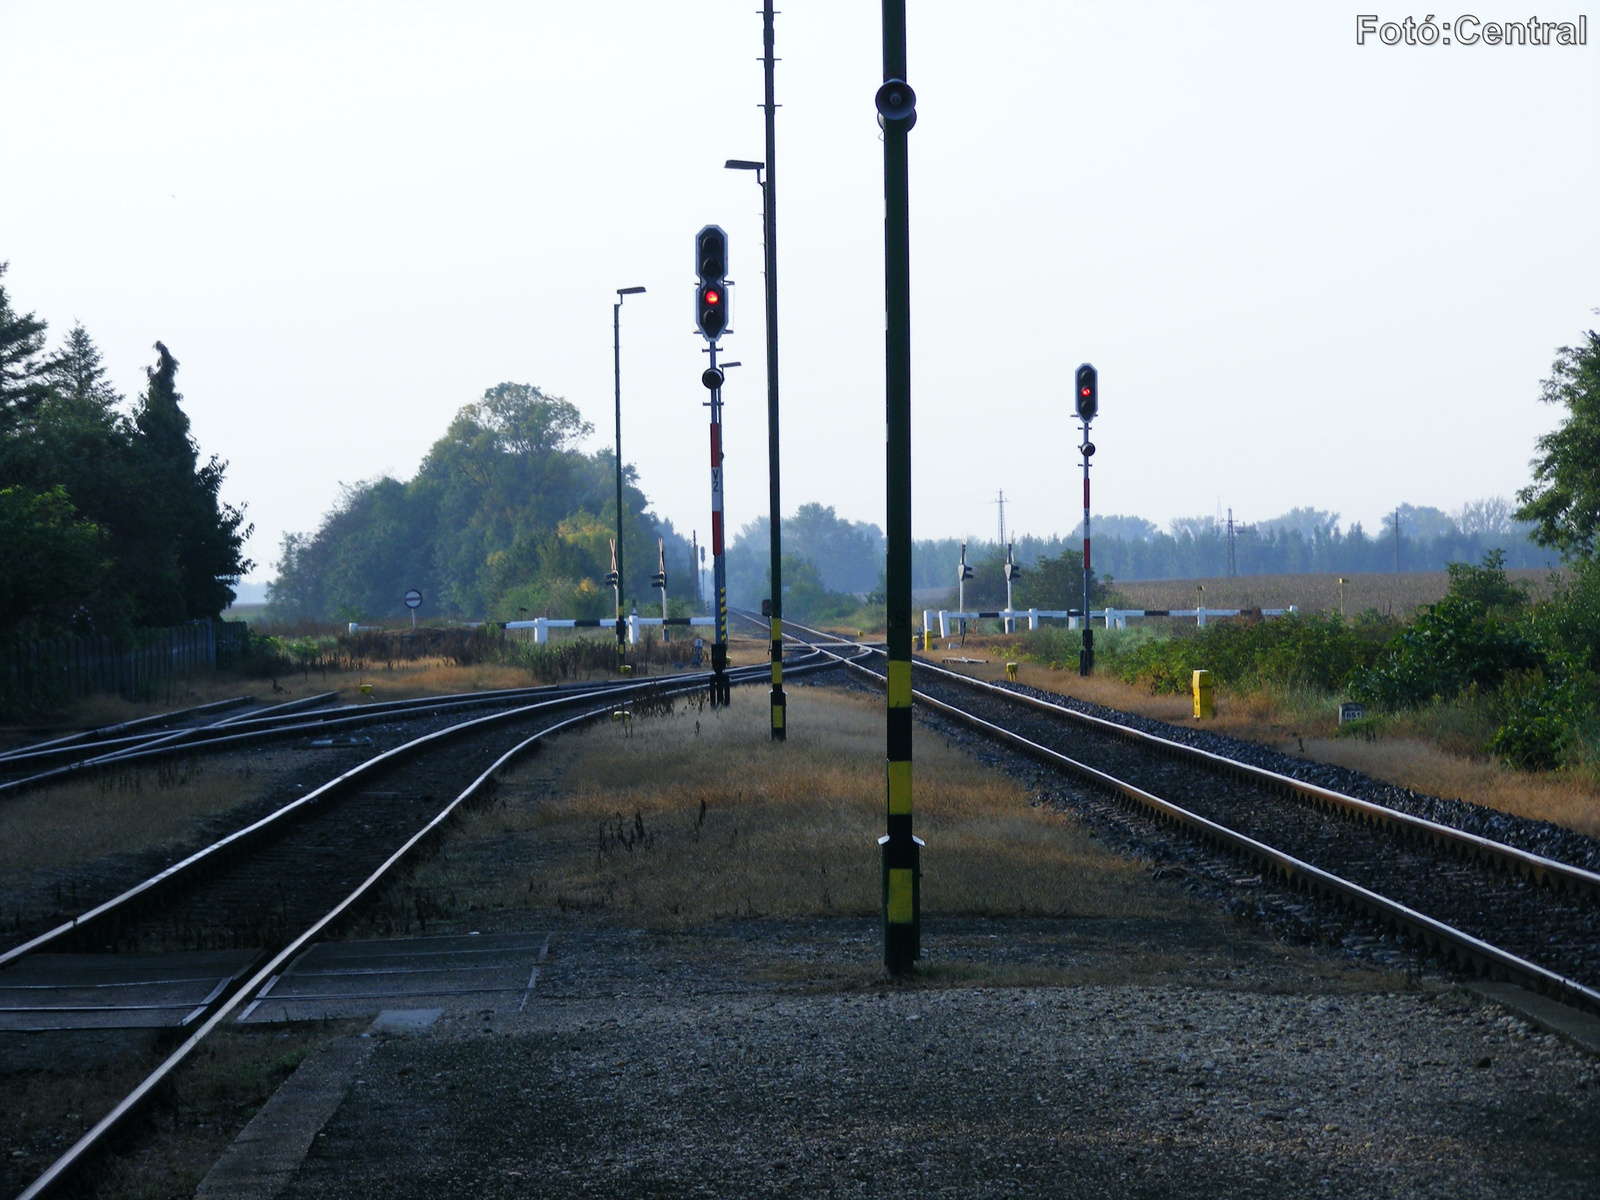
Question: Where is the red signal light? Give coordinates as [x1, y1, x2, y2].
[706, 289, 721, 304]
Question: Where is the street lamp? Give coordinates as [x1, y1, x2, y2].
[614, 286, 646, 668]
[727, 145, 785, 741]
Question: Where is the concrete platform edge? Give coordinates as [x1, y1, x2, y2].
[192, 1034, 374, 1200]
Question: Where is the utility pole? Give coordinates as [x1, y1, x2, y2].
[613, 286, 645, 669]
[1392, 507, 1402, 573]
[996, 489, 1006, 548]
[1227, 507, 1237, 577]
[694, 536, 705, 612]
[759, 0, 786, 740]
[877, 3, 919, 976]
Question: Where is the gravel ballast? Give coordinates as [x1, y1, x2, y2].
[275, 919, 1599, 1199]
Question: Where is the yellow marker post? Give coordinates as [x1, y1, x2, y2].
[1192, 670, 1214, 719]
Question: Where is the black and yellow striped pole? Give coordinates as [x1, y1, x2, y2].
[878, 0, 919, 975]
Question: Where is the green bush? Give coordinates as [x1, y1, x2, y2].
[1488, 685, 1571, 770]
[1349, 553, 1542, 711]
[1105, 612, 1389, 696]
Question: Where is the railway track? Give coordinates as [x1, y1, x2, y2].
[3, 647, 853, 1200]
[758, 613, 1600, 1014]
[0, 674, 673, 795]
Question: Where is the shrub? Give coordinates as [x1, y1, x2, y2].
[1349, 552, 1542, 711]
[1107, 612, 1388, 696]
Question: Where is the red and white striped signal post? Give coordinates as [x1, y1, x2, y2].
[1075, 362, 1098, 676]
[695, 225, 733, 707]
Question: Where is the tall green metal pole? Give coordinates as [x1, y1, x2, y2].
[762, 0, 786, 740]
[878, 0, 919, 975]
[613, 297, 626, 669]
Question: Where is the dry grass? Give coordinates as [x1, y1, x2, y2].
[6, 674, 332, 746]
[0, 753, 289, 896]
[925, 651, 1600, 839]
[328, 636, 771, 704]
[375, 685, 1189, 931]
[1113, 569, 1565, 618]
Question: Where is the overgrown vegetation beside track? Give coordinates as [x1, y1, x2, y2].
[999, 551, 1600, 776]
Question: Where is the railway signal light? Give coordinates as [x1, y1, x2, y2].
[651, 538, 667, 591]
[694, 225, 730, 342]
[694, 225, 728, 283]
[696, 283, 728, 340]
[1075, 363, 1098, 422]
[702, 366, 725, 390]
[958, 541, 974, 582]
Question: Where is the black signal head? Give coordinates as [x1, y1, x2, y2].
[694, 225, 728, 283]
[696, 282, 728, 340]
[1074, 363, 1098, 421]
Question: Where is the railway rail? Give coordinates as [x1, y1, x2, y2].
[0, 672, 709, 796]
[4, 646, 854, 1200]
[758, 613, 1600, 1015]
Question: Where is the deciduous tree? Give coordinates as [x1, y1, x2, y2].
[1517, 327, 1600, 559]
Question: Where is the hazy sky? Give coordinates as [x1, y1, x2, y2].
[3, 2, 1596, 585]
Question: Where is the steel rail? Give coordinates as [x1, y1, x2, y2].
[0, 691, 341, 771]
[0, 658, 807, 969]
[894, 651, 1600, 900]
[0, 660, 800, 797]
[10, 648, 849, 1200]
[0, 695, 255, 763]
[0, 680, 624, 781]
[13, 704, 604, 1200]
[750, 612, 1600, 900]
[771, 619, 1600, 1014]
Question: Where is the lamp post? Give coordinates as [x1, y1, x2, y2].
[727, 6, 784, 741]
[727, 157, 786, 739]
[613, 286, 646, 667]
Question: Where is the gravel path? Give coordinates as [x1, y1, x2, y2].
[275, 919, 1599, 1199]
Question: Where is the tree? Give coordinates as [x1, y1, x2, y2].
[43, 323, 123, 411]
[1014, 549, 1111, 611]
[0, 262, 51, 430]
[0, 485, 115, 638]
[1516, 327, 1600, 558]
[127, 342, 252, 621]
[268, 382, 689, 621]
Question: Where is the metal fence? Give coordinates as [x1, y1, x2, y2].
[3, 621, 246, 706]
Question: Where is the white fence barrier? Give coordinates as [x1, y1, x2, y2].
[925, 605, 1299, 638]
[351, 616, 716, 645]
[503, 616, 715, 645]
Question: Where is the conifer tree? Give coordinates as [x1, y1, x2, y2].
[0, 262, 51, 430]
